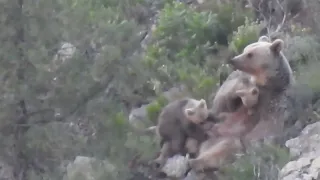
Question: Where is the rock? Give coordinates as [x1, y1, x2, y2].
[58, 42, 76, 61]
[279, 157, 312, 177]
[184, 170, 198, 180]
[64, 156, 115, 180]
[49, 42, 76, 72]
[285, 122, 320, 158]
[129, 104, 150, 130]
[161, 154, 189, 178]
[279, 121, 320, 180]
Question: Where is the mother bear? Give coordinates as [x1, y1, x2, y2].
[186, 36, 297, 174]
[227, 35, 296, 144]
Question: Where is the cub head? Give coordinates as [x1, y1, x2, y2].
[235, 87, 259, 108]
[228, 36, 285, 86]
[184, 99, 209, 124]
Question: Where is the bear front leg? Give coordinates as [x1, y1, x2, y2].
[153, 142, 171, 169]
[185, 138, 199, 158]
[170, 131, 187, 156]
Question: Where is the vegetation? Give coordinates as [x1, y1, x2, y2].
[0, 0, 320, 179]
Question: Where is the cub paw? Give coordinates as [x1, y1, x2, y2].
[152, 157, 165, 169]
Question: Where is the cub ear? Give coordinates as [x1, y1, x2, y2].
[198, 99, 207, 108]
[258, 36, 269, 42]
[235, 89, 246, 97]
[270, 39, 284, 53]
[185, 108, 195, 116]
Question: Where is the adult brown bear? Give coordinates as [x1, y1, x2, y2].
[228, 36, 295, 143]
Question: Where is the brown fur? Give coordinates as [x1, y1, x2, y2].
[228, 36, 296, 142]
[153, 98, 209, 169]
[185, 137, 200, 156]
[188, 85, 260, 172]
[188, 137, 243, 172]
[228, 36, 294, 91]
[229, 36, 295, 141]
[210, 70, 259, 116]
[184, 118, 222, 157]
[189, 105, 260, 171]
[214, 105, 259, 138]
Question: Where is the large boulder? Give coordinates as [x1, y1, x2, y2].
[279, 122, 320, 180]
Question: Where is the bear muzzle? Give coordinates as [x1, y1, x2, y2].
[227, 57, 236, 65]
[227, 56, 251, 73]
[227, 57, 241, 69]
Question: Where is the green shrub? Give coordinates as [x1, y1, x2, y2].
[205, 1, 255, 45]
[178, 66, 218, 100]
[125, 131, 158, 161]
[144, 2, 221, 66]
[284, 35, 320, 72]
[222, 144, 290, 180]
[229, 18, 261, 54]
[143, 1, 238, 97]
[146, 95, 168, 123]
[296, 61, 320, 92]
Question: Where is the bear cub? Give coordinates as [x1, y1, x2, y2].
[153, 98, 210, 169]
[210, 70, 258, 117]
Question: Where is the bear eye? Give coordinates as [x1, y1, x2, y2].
[247, 53, 253, 58]
[251, 88, 258, 95]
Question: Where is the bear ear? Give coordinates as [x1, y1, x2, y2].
[270, 39, 284, 53]
[185, 108, 195, 116]
[258, 36, 269, 42]
[198, 99, 207, 108]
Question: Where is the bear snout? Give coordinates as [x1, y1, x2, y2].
[227, 57, 236, 65]
[227, 58, 240, 70]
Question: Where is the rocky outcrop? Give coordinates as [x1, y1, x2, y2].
[279, 121, 320, 180]
[48, 42, 76, 72]
[161, 155, 189, 178]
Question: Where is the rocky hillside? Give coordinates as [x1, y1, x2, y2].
[0, 0, 320, 180]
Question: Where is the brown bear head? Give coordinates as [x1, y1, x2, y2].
[228, 36, 285, 87]
[184, 99, 209, 124]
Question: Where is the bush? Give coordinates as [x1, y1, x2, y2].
[229, 18, 261, 54]
[145, 2, 221, 66]
[296, 61, 320, 93]
[146, 95, 168, 123]
[221, 144, 290, 180]
[143, 1, 248, 98]
[284, 35, 320, 72]
[197, 0, 255, 44]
